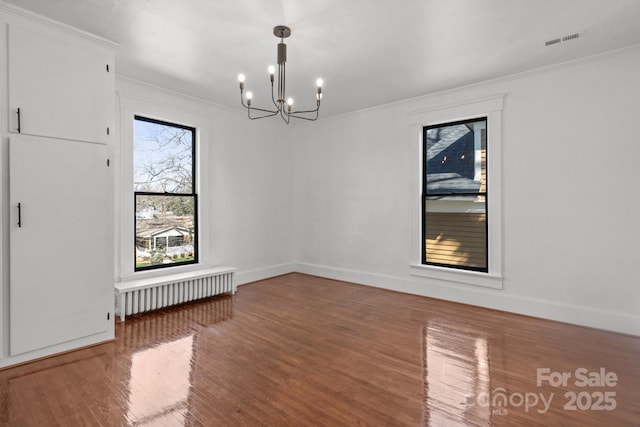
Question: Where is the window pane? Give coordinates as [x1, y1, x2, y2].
[425, 119, 486, 195]
[134, 118, 194, 194]
[424, 197, 487, 270]
[135, 195, 197, 269]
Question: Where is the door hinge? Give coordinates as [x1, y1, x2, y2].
[107, 312, 110, 320]
[107, 127, 110, 135]
[106, 64, 110, 72]
[107, 158, 110, 167]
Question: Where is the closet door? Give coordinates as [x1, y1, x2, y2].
[7, 23, 113, 144]
[9, 136, 110, 356]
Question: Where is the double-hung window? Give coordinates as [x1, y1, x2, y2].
[134, 116, 198, 271]
[409, 95, 503, 289]
[422, 118, 487, 271]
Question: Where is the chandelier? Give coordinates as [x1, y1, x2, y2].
[237, 25, 323, 124]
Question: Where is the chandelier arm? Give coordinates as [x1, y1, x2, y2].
[270, 80, 280, 110]
[239, 85, 280, 116]
[247, 106, 279, 118]
[248, 108, 280, 120]
[286, 112, 319, 121]
[289, 98, 320, 115]
[281, 63, 286, 103]
[289, 106, 320, 115]
[248, 112, 280, 120]
[246, 105, 279, 114]
[279, 108, 290, 124]
[240, 91, 249, 109]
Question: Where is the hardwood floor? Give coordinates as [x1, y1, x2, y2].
[1, 273, 638, 426]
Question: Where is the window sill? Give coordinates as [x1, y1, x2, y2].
[410, 264, 503, 290]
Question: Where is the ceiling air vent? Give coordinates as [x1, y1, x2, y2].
[545, 31, 583, 47]
[562, 33, 581, 42]
[545, 38, 562, 47]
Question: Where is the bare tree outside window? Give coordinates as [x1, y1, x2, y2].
[134, 116, 198, 270]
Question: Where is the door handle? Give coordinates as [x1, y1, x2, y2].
[17, 108, 21, 133]
[17, 203, 22, 228]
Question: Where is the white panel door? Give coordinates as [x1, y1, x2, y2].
[8, 23, 113, 144]
[9, 136, 110, 356]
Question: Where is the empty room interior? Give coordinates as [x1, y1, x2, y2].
[0, 0, 639, 425]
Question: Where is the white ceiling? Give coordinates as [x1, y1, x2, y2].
[5, 0, 640, 118]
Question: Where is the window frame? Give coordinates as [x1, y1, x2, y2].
[133, 115, 199, 272]
[409, 95, 504, 289]
[422, 117, 488, 272]
[118, 94, 212, 282]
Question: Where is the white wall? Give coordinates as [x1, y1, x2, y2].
[292, 46, 640, 336]
[115, 77, 295, 286]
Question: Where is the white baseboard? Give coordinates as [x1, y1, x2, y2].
[235, 262, 296, 286]
[294, 262, 640, 337]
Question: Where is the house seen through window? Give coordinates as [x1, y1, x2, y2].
[423, 117, 487, 272]
[134, 116, 198, 271]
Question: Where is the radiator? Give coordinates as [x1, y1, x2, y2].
[115, 267, 235, 321]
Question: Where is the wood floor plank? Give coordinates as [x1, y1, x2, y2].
[0, 273, 638, 426]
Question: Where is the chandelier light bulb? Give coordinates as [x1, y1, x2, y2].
[315, 78, 323, 101]
[268, 65, 275, 83]
[287, 97, 294, 106]
[238, 74, 245, 83]
[246, 91, 253, 100]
